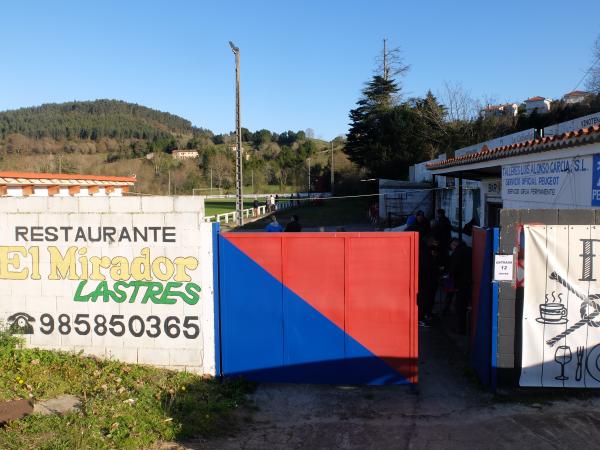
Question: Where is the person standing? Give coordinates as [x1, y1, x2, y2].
[448, 238, 472, 334]
[265, 215, 283, 232]
[252, 198, 259, 217]
[269, 194, 276, 212]
[285, 215, 302, 232]
[432, 208, 452, 258]
[418, 236, 441, 327]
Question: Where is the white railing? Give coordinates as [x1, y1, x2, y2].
[204, 201, 294, 224]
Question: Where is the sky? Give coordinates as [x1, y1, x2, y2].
[1, 0, 599, 140]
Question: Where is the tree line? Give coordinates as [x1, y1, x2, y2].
[345, 42, 600, 179]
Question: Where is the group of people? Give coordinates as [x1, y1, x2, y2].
[265, 214, 302, 232]
[407, 209, 472, 332]
[252, 195, 279, 217]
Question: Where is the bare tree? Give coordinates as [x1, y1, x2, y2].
[375, 38, 409, 82]
[439, 81, 478, 122]
[585, 35, 600, 93]
[208, 152, 234, 189]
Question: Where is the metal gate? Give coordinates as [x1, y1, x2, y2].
[470, 226, 500, 389]
[216, 232, 419, 385]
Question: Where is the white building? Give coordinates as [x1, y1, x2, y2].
[172, 149, 199, 160]
[0, 171, 136, 197]
[480, 103, 518, 119]
[427, 124, 600, 227]
[562, 90, 590, 105]
[524, 96, 552, 115]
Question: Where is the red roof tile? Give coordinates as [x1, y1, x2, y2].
[0, 171, 136, 183]
[525, 96, 546, 102]
[564, 90, 589, 97]
[426, 125, 600, 171]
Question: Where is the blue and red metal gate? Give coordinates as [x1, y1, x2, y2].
[216, 232, 418, 385]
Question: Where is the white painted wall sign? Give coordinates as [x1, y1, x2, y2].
[521, 225, 600, 387]
[0, 196, 215, 375]
[502, 154, 600, 209]
[543, 112, 600, 137]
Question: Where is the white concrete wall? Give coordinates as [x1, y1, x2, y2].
[543, 112, 600, 137]
[454, 129, 536, 157]
[0, 196, 213, 374]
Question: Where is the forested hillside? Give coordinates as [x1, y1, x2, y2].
[0, 100, 354, 195]
[0, 100, 212, 141]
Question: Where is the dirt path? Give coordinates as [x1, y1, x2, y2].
[174, 325, 600, 449]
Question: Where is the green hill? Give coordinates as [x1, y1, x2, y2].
[0, 99, 211, 141]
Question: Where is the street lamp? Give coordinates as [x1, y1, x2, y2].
[229, 41, 243, 227]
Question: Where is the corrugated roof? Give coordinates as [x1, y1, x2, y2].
[426, 125, 600, 170]
[0, 171, 136, 186]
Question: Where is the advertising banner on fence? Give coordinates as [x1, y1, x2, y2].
[0, 197, 215, 374]
[521, 225, 600, 387]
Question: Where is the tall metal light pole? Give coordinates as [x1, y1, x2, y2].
[307, 157, 311, 198]
[229, 41, 244, 226]
[330, 141, 334, 194]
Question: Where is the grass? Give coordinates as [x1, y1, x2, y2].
[0, 330, 253, 449]
[238, 196, 374, 230]
[204, 199, 256, 217]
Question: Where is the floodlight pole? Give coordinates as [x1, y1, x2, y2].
[229, 41, 244, 226]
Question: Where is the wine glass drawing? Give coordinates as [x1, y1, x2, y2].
[555, 345, 572, 381]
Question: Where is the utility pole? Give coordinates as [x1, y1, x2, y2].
[210, 168, 213, 192]
[229, 41, 244, 226]
[307, 157, 311, 198]
[251, 169, 254, 194]
[383, 38, 388, 80]
[330, 141, 334, 194]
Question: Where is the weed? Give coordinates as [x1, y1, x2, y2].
[0, 338, 254, 449]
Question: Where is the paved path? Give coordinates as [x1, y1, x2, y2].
[178, 324, 600, 449]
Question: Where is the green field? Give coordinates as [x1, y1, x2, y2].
[205, 199, 256, 216]
[239, 196, 373, 230]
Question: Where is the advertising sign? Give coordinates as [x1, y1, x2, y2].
[502, 155, 600, 208]
[521, 225, 600, 387]
[0, 197, 215, 374]
[543, 112, 600, 137]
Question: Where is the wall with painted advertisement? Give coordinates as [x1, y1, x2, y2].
[0, 196, 215, 375]
[502, 152, 600, 209]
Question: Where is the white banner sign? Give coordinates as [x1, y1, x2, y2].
[521, 225, 600, 387]
[0, 197, 215, 375]
[502, 154, 600, 208]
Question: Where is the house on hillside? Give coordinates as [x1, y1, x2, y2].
[0, 172, 136, 197]
[562, 90, 591, 104]
[228, 145, 251, 161]
[480, 103, 519, 119]
[523, 96, 552, 115]
[172, 149, 199, 160]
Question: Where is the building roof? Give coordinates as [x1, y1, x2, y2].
[426, 125, 600, 170]
[525, 96, 546, 102]
[0, 171, 136, 186]
[563, 90, 589, 98]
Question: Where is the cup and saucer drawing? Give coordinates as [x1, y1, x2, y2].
[536, 303, 568, 325]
